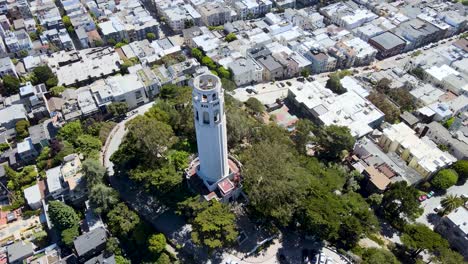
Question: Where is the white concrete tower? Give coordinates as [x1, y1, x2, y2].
[190, 73, 229, 187]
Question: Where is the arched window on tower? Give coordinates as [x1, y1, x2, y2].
[214, 110, 220, 123]
[212, 94, 217, 100]
[203, 111, 210, 124]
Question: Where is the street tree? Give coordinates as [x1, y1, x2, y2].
[76, 134, 102, 158]
[61, 227, 79, 246]
[401, 224, 449, 258]
[440, 194, 464, 215]
[430, 247, 465, 264]
[380, 182, 423, 229]
[431, 169, 458, 190]
[224, 33, 237, 42]
[361, 248, 400, 264]
[452, 160, 468, 182]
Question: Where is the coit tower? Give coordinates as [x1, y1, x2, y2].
[190, 73, 229, 187]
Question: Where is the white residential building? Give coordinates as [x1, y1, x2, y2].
[91, 74, 148, 109]
[288, 81, 384, 138]
[379, 123, 456, 178]
[227, 57, 263, 86]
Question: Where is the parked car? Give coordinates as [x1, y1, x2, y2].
[427, 191, 435, 198]
[418, 195, 428, 202]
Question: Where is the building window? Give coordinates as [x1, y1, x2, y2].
[203, 111, 210, 124]
[214, 111, 220, 123]
[212, 94, 217, 100]
[196, 111, 199, 121]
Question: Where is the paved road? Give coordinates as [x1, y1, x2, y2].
[100, 102, 179, 257]
[416, 183, 468, 229]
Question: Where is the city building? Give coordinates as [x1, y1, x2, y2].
[23, 183, 43, 209]
[228, 57, 263, 86]
[422, 121, 468, 160]
[45, 47, 122, 87]
[288, 81, 384, 138]
[74, 226, 107, 262]
[368, 32, 406, 59]
[436, 205, 468, 260]
[7, 241, 34, 264]
[0, 57, 18, 78]
[379, 123, 456, 178]
[198, 2, 231, 26]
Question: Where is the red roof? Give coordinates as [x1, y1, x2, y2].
[218, 178, 235, 195]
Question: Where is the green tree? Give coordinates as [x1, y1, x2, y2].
[105, 237, 122, 256]
[168, 150, 189, 171]
[216, 66, 231, 79]
[32, 65, 56, 87]
[62, 16, 72, 27]
[61, 227, 79, 246]
[15, 119, 30, 139]
[431, 169, 458, 190]
[82, 159, 106, 188]
[126, 116, 177, 159]
[129, 163, 181, 194]
[0, 142, 9, 152]
[191, 48, 203, 61]
[367, 193, 383, 207]
[191, 201, 238, 250]
[3, 74, 21, 95]
[241, 141, 308, 226]
[325, 71, 350, 94]
[221, 78, 236, 91]
[89, 183, 119, 214]
[368, 91, 400, 123]
[107, 102, 128, 117]
[156, 253, 171, 264]
[224, 33, 237, 42]
[244, 97, 265, 114]
[115, 255, 131, 264]
[443, 117, 455, 129]
[58, 120, 83, 144]
[430, 247, 465, 264]
[317, 125, 355, 159]
[146, 32, 156, 40]
[452, 160, 468, 181]
[76, 134, 102, 158]
[19, 50, 28, 58]
[201, 56, 216, 70]
[401, 224, 449, 258]
[148, 233, 166, 255]
[48, 201, 80, 230]
[301, 69, 310, 77]
[440, 194, 464, 215]
[49, 86, 66, 96]
[361, 248, 400, 264]
[107, 38, 116, 45]
[115, 42, 127, 48]
[411, 67, 425, 80]
[107, 203, 140, 236]
[380, 182, 422, 229]
[292, 119, 315, 154]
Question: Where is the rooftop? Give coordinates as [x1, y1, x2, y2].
[73, 227, 107, 257]
[370, 32, 406, 50]
[446, 206, 468, 235]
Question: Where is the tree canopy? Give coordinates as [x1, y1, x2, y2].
[244, 97, 265, 114]
[107, 102, 128, 117]
[89, 183, 119, 214]
[107, 203, 141, 236]
[431, 169, 458, 190]
[15, 119, 30, 139]
[48, 201, 80, 231]
[190, 201, 238, 250]
[316, 125, 355, 159]
[380, 181, 422, 229]
[401, 223, 449, 258]
[148, 234, 166, 255]
[361, 248, 400, 264]
[452, 160, 467, 182]
[2, 75, 21, 95]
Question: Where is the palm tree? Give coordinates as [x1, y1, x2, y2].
[440, 194, 464, 215]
